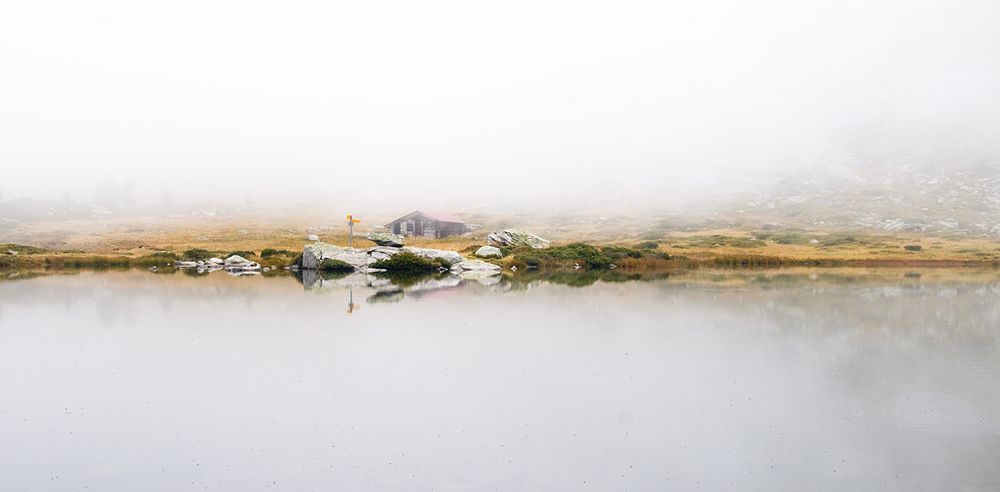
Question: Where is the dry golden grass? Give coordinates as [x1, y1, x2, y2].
[4, 216, 1000, 268]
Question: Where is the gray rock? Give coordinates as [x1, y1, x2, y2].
[366, 232, 405, 247]
[402, 246, 464, 265]
[223, 255, 262, 273]
[367, 246, 403, 261]
[474, 245, 503, 258]
[487, 229, 550, 249]
[224, 255, 250, 266]
[307, 234, 320, 241]
[208, 257, 224, 265]
[302, 242, 373, 269]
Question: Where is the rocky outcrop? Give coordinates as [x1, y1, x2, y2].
[301, 242, 465, 270]
[302, 243, 374, 270]
[475, 245, 503, 258]
[366, 232, 405, 247]
[487, 229, 550, 249]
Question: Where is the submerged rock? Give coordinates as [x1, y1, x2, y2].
[475, 245, 503, 258]
[487, 229, 550, 249]
[451, 259, 502, 272]
[366, 232, 405, 247]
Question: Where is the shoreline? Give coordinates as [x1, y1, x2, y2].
[2, 251, 997, 272]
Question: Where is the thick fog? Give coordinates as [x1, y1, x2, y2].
[1, 0, 999, 215]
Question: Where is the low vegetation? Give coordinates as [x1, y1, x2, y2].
[319, 258, 354, 272]
[182, 248, 214, 260]
[370, 252, 449, 272]
[261, 248, 296, 258]
[505, 243, 670, 270]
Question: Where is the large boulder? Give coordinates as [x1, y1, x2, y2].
[487, 229, 550, 249]
[402, 246, 464, 266]
[300, 243, 465, 269]
[302, 242, 374, 269]
[366, 232, 405, 247]
[474, 245, 503, 258]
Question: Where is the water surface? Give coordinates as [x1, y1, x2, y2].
[1, 269, 999, 491]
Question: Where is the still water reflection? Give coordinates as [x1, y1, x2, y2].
[1, 269, 999, 491]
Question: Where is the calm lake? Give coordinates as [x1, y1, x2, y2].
[1, 269, 999, 491]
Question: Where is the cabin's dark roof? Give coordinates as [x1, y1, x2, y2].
[387, 210, 465, 224]
[418, 211, 464, 223]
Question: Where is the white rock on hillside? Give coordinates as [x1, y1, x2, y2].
[475, 245, 503, 258]
[366, 232, 405, 247]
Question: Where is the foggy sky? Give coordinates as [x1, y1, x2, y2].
[2, 0, 998, 211]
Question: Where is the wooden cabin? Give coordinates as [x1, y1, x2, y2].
[385, 211, 468, 238]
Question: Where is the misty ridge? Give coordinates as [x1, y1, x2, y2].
[3, 154, 1000, 238]
[2, 0, 999, 240]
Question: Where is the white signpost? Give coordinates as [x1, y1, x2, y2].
[346, 214, 361, 247]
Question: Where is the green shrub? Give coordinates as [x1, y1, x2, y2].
[636, 241, 659, 250]
[131, 252, 179, 267]
[601, 246, 644, 260]
[511, 243, 613, 269]
[904, 244, 923, 252]
[182, 248, 213, 260]
[261, 248, 295, 258]
[224, 250, 256, 259]
[0, 244, 48, 255]
[319, 258, 354, 272]
[370, 252, 442, 272]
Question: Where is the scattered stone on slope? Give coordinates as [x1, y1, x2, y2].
[487, 229, 550, 249]
[474, 245, 503, 258]
[366, 232, 405, 247]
